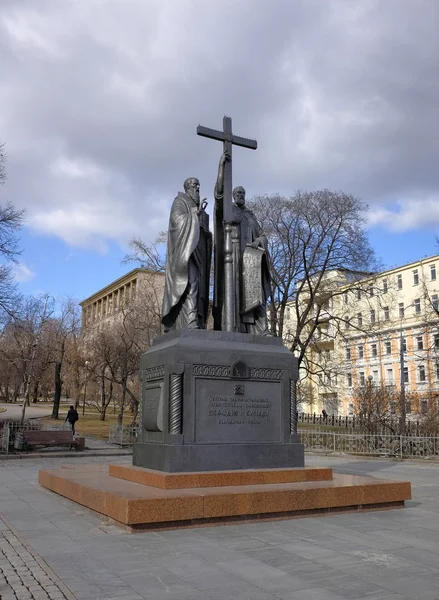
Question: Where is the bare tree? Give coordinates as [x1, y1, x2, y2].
[84, 274, 162, 422]
[249, 190, 379, 370]
[0, 142, 6, 185]
[0, 144, 25, 317]
[50, 299, 81, 419]
[122, 232, 167, 272]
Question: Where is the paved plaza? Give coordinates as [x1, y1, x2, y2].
[0, 454, 439, 600]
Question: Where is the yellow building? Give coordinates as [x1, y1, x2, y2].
[285, 255, 439, 416]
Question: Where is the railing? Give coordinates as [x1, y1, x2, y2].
[0, 420, 53, 453]
[108, 424, 139, 446]
[0, 424, 9, 454]
[298, 412, 425, 434]
[300, 429, 439, 459]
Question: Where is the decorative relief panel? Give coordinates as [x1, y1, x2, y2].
[250, 368, 283, 380]
[193, 365, 231, 378]
[143, 365, 165, 381]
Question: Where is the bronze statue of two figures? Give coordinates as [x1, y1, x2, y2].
[134, 117, 302, 474]
[162, 117, 270, 336]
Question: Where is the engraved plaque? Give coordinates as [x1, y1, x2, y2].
[142, 381, 164, 432]
[242, 246, 264, 313]
[195, 378, 281, 444]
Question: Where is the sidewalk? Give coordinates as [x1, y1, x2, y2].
[0, 454, 437, 600]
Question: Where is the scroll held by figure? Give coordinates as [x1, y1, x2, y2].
[214, 151, 271, 335]
[161, 177, 212, 332]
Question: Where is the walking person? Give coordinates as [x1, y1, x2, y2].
[65, 405, 79, 435]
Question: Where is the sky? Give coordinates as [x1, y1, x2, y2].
[1, 0, 439, 304]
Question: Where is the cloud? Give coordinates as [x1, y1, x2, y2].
[12, 262, 36, 283]
[368, 196, 439, 232]
[0, 0, 438, 250]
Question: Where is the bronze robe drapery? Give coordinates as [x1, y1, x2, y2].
[213, 187, 270, 334]
[162, 192, 211, 331]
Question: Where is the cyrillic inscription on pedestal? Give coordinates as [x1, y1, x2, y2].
[195, 379, 281, 443]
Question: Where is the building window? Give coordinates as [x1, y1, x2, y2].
[401, 337, 407, 353]
[418, 365, 426, 382]
[359, 371, 365, 386]
[406, 400, 412, 414]
[370, 310, 376, 324]
[285, 307, 291, 319]
[345, 317, 350, 330]
[385, 340, 392, 355]
[383, 306, 390, 321]
[347, 373, 353, 388]
[417, 336, 424, 350]
[398, 303, 404, 318]
[371, 343, 378, 358]
[348, 402, 354, 416]
[358, 345, 364, 359]
[403, 366, 409, 383]
[414, 298, 421, 314]
[413, 269, 419, 285]
[346, 347, 351, 360]
[386, 368, 394, 383]
[356, 289, 361, 300]
[344, 292, 348, 304]
[372, 369, 379, 382]
[383, 279, 388, 293]
[431, 264, 436, 281]
[421, 399, 428, 414]
[436, 363, 439, 380]
[357, 312, 363, 327]
[435, 334, 439, 349]
[432, 295, 438, 311]
[397, 274, 403, 290]
[369, 284, 374, 297]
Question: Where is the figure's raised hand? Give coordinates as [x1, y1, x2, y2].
[220, 150, 231, 165]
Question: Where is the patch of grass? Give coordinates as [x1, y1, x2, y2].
[0, 408, 5, 413]
[43, 413, 122, 441]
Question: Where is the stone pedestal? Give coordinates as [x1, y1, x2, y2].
[133, 329, 304, 472]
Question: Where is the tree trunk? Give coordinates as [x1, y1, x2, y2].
[100, 378, 112, 421]
[52, 338, 66, 419]
[125, 387, 139, 426]
[52, 361, 62, 419]
[118, 381, 127, 426]
[32, 379, 39, 403]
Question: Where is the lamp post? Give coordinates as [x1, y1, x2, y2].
[367, 374, 373, 426]
[399, 328, 406, 435]
[82, 360, 89, 417]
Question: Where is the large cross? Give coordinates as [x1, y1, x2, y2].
[196, 116, 257, 331]
[197, 116, 257, 222]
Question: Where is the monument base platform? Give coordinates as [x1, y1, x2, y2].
[39, 464, 411, 531]
[132, 440, 304, 472]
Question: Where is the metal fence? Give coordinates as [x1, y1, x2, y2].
[108, 424, 139, 446]
[0, 419, 53, 454]
[300, 429, 439, 459]
[298, 412, 426, 434]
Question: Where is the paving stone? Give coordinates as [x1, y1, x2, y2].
[1, 454, 439, 599]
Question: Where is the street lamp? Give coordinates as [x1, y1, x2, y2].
[82, 360, 90, 416]
[367, 374, 373, 424]
[399, 328, 406, 435]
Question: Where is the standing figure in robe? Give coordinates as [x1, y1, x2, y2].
[213, 151, 271, 335]
[162, 177, 212, 332]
